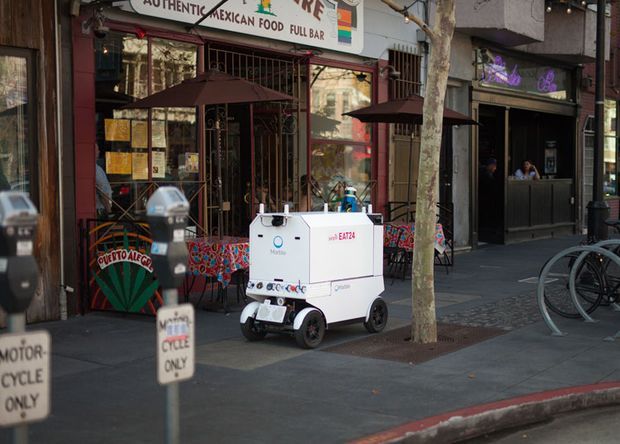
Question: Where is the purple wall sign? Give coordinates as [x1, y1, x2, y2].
[537, 69, 558, 93]
[482, 56, 522, 87]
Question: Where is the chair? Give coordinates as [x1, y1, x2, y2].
[384, 224, 411, 281]
[384, 201, 455, 276]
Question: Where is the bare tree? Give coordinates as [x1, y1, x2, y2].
[381, 0, 456, 343]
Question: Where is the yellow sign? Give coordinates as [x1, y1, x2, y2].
[104, 119, 131, 142]
[184, 152, 199, 173]
[131, 121, 148, 149]
[132, 152, 149, 180]
[105, 152, 132, 175]
[152, 151, 166, 178]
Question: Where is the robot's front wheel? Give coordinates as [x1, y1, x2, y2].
[295, 310, 325, 349]
[241, 317, 267, 341]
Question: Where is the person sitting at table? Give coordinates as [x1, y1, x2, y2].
[514, 160, 540, 180]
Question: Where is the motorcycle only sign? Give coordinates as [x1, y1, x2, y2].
[0, 331, 51, 426]
[157, 304, 195, 385]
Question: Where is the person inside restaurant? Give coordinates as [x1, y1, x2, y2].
[514, 160, 540, 180]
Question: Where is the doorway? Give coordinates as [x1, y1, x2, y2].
[477, 105, 505, 243]
[205, 44, 303, 237]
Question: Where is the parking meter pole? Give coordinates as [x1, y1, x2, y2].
[11, 425, 27, 444]
[8, 312, 26, 332]
[163, 287, 179, 444]
[0, 192, 41, 444]
[165, 379, 180, 444]
[9, 312, 28, 444]
[146, 187, 191, 444]
[164, 288, 178, 306]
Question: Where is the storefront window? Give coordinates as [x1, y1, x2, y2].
[604, 100, 618, 196]
[310, 66, 372, 142]
[310, 65, 373, 209]
[311, 143, 372, 208]
[95, 33, 198, 219]
[477, 48, 574, 102]
[0, 49, 34, 199]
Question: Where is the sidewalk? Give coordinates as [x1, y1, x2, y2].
[2, 234, 620, 443]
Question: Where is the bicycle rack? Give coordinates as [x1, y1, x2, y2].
[538, 241, 620, 337]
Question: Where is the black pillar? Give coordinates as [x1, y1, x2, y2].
[587, 0, 610, 243]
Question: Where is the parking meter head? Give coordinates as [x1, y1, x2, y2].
[146, 187, 189, 218]
[146, 187, 190, 243]
[145, 187, 190, 289]
[0, 191, 40, 314]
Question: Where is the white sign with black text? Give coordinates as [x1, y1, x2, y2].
[157, 304, 195, 385]
[128, 0, 364, 55]
[0, 331, 51, 426]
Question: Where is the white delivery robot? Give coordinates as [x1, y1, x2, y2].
[240, 205, 387, 348]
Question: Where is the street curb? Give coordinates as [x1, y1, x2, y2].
[350, 381, 620, 444]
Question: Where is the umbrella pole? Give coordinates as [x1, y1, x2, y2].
[216, 117, 224, 240]
[406, 131, 414, 223]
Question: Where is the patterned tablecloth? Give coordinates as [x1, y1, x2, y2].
[187, 236, 250, 287]
[384, 223, 446, 253]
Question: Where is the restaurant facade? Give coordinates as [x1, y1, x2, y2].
[69, 0, 423, 315]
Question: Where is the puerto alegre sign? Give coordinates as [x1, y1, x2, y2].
[97, 248, 154, 272]
[128, 0, 364, 55]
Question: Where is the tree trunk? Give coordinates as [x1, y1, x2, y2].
[411, 0, 455, 344]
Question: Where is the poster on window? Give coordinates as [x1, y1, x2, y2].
[152, 121, 167, 148]
[105, 152, 132, 175]
[132, 152, 149, 180]
[184, 152, 199, 174]
[105, 119, 131, 142]
[131, 121, 148, 148]
[544, 141, 557, 175]
[152, 151, 166, 178]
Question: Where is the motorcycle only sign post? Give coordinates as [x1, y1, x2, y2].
[157, 304, 195, 385]
[0, 331, 51, 427]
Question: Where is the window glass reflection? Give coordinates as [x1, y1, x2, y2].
[604, 100, 618, 195]
[0, 54, 31, 196]
[310, 143, 372, 209]
[310, 66, 372, 142]
[94, 32, 198, 219]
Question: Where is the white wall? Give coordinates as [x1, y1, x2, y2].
[362, 0, 424, 60]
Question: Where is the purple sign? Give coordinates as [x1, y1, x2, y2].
[537, 69, 558, 93]
[478, 50, 571, 101]
[481, 56, 522, 87]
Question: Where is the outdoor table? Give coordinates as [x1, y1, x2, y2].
[187, 236, 250, 287]
[384, 222, 446, 254]
[185, 236, 250, 311]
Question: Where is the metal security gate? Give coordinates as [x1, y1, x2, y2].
[205, 45, 302, 236]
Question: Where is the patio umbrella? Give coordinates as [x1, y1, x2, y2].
[124, 69, 294, 238]
[344, 94, 478, 221]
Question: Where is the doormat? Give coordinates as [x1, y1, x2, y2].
[322, 323, 506, 365]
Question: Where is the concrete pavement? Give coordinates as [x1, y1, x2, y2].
[2, 234, 620, 443]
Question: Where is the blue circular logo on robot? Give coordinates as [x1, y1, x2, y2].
[273, 236, 284, 249]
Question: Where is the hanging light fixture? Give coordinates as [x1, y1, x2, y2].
[566, 3, 573, 13]
[546, 1, 552, 12]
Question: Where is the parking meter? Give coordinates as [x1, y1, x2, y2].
[0, 191, 40, 314]
[146, 187, 190, 289]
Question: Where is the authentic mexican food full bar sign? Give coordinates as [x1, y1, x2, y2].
[128, 0, 364, 55]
